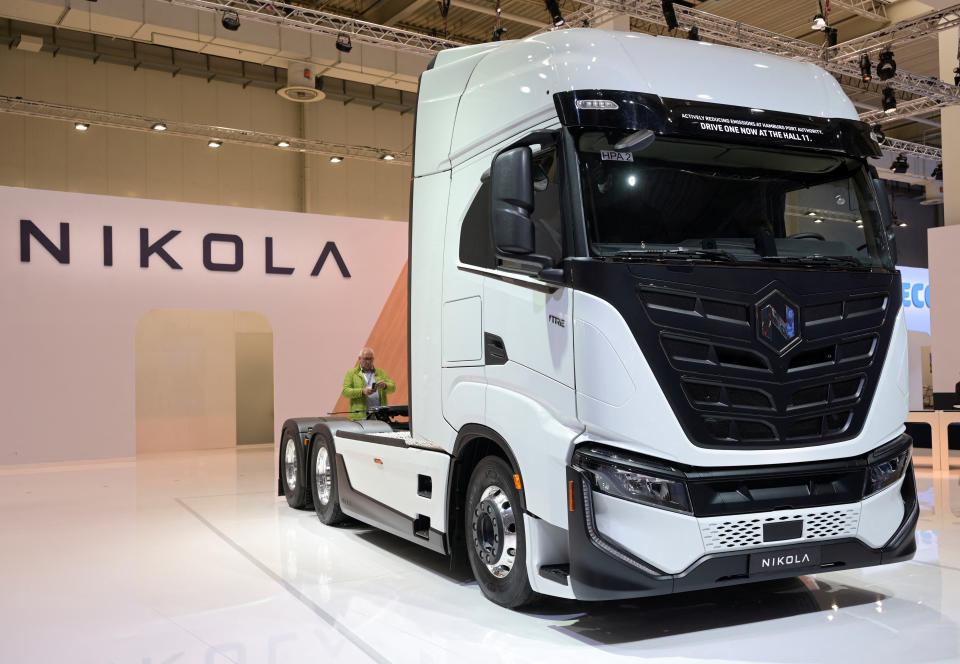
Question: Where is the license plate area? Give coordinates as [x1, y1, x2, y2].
[749, 547, 821, 575]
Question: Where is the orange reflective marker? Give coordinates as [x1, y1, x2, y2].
[374, 458, 383, 465]
[303, 436, 308, 446]
[568, 480, 575, 512]
[513, 474, 523, 491]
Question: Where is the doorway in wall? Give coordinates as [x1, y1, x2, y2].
[135, 310, 275, 454]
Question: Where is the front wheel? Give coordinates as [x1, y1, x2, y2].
[465, 456, 537, 608]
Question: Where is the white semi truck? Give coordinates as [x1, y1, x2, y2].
[278, 29, 918, 608]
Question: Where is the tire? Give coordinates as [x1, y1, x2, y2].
[310, 431, 346, 525]
[280, 429, 311, 509]
[465, 456, 537, 609]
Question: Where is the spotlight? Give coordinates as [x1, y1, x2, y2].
[876, 49, 896, 80]
[336, 33, 353, 53]
[661, 0, 678, 31]
[208, 140, 222, 148]
[882, 86, 897, 113]
[899, 222, 908, 227]
[872, 123, 886, 144]
[688, 26, 700, 41]
[329, 156, 343, 163]
[545, 0, 564, 27]
[276, 140, 290, 147]
[811, 13, 826, 30]
[891, 153, 909, 174]
[221, 9, 240, 31]
[932, 163, 943, 180]
[152, 122, 167, 131]
[859, 53, 872, 82]
[381, 154, 395, 161]
[74, 122, 89, 131]
[492, 26, 507, 41]
[813, 218, 823, 224]
[807, 211, 817, 216]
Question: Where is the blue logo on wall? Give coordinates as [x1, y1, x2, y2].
[898, 265, 931, 335]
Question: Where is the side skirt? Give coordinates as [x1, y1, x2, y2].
[335, 453, 448, 555]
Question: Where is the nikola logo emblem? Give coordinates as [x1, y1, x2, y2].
[761, 553, 811, 568]
[756, 291, 801, 354]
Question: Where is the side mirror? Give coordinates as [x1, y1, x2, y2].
[491, 146, 535, 255]
[872, 177, 898, 264]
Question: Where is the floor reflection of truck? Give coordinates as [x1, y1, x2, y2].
[278, 29, 918, 608]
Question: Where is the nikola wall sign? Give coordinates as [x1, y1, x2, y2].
[19, 220, 351, 277]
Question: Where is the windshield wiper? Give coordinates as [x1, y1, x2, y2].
[613, 248, 740, 263]
[763, 255, 869, 269]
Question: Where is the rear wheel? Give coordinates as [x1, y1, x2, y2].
[465, 456, 537, 608]
[281, 430, 311, 509]
[310, 432, 346, 525]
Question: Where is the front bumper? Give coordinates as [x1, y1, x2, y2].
[563, 458, 918, 601]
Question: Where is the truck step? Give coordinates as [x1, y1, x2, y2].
[538, 564, 570, 586]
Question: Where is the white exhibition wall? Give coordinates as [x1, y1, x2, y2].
[0, 185, 408, 465]
[929, 225, 960, 407]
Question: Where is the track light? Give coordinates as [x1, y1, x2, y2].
[898, 221, 908, 227]
[152, 122, 167, 131]
[877, 49, 896, 80]
[221, 9, 240, 31]
[661, 0, 678, 31]
[545, 0, 564, 27]
[872, 123, 886, 144]
[882, 86, 897, 113]
[811, 13, 826, 30]
[335, 33, 353, 53]
[688, 26, 700, 41]
[932, 163, 943, 180]
[859, 54, 872, 82]
[891, 153, 909, 174]
[492, 26, 507, 41]
[381, 154, 395, 161]
[275, 140, 290, 147]
[74, 122, 89, 131]
[208, 140, 222, 148]
[329, 156, 343, 163]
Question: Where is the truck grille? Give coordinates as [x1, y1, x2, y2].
[700, 506, 861, 553]
[633, 273, 898, 449]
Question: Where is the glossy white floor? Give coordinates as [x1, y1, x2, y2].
[1, 445, 958, 664]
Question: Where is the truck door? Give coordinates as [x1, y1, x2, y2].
[484, 148, 576, 411]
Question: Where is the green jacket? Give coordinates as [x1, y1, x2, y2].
[342, 366, 396, 420]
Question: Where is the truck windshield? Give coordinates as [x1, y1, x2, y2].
[575, 130, 893, 269]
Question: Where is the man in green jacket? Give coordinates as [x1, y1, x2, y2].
[342, 347, 396, 420]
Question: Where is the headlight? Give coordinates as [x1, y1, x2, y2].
[574, 447, 692, 514]
[864, 447, 910, 497]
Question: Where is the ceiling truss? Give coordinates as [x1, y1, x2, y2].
[0, 95, 412, 164]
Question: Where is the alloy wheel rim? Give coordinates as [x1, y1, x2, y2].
[471, 484, 517, 578]
[284, 438, 297, 490]
[315, 446, 332, 505]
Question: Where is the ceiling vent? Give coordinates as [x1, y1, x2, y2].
[277, 63, 325, 103]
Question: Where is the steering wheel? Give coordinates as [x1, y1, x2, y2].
[789, 232, 826, 241]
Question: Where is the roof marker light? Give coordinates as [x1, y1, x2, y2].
[575, 99, 618, 110]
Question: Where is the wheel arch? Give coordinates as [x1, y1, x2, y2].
[447, 424, 527, 560]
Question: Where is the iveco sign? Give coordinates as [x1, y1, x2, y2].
[897, 265, 930, 335]
[756, 290, 801, 354]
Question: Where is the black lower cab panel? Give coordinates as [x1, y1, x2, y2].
[564, 464, 919, 601]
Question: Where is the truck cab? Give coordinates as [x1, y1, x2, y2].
[280, 28, 917, 608]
